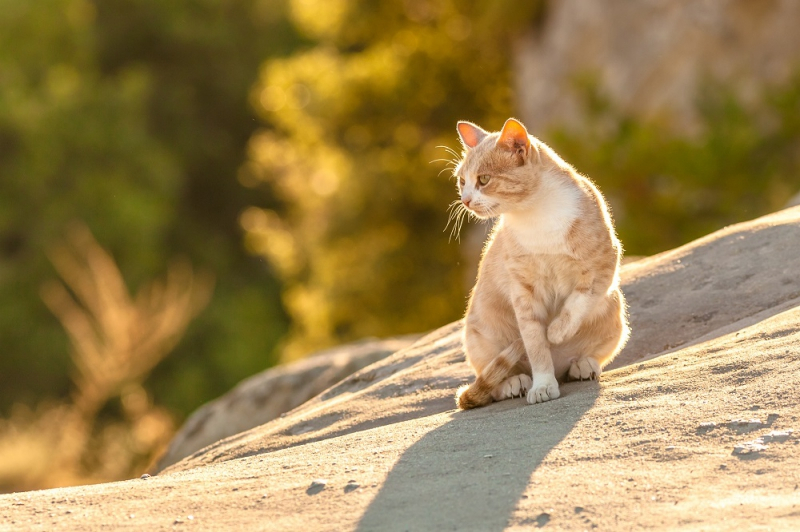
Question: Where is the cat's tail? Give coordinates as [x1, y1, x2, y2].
[456, 339, 525, 410]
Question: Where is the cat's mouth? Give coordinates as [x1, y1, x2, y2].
[467, 202, 499, 219]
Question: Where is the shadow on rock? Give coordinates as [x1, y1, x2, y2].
[357, 381, 600, 531]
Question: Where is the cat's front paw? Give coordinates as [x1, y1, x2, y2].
[491, 374, 532, 401]
[527, 373, 560, 404]
[547, 315, 576, 345]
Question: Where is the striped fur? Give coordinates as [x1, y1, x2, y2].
[456, 340, 525, 409]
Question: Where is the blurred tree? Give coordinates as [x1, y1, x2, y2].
[244, 0, 545, 359]
[92, 0, 306, 414]
[0, 0, 301, 416]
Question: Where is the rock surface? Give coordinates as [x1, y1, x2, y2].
[2, 207, 800, 530]
[155, 336, 419, 471]
[514, 0, 800, 134]
[159, 206, 800, 474]
[611, 204, 800, 369]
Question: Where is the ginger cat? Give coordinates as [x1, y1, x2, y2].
[452, 118, 629, 409]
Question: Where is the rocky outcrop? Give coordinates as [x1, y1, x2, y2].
[163, 188, 800, 473]
[162, 206, 800, 474]
[155, 336, 419, 471]
[3, 207, 799, 531]
[514, 0, 800, 134]
[611, 204, 800, 369]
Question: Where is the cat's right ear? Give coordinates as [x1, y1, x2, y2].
[457, 121, 488, 149]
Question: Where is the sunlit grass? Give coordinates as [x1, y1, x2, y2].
[0, 224, 212, 493]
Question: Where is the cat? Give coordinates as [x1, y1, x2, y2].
[451, 118, 629, 409]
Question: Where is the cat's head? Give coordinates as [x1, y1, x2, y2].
[453, 118, 539, 219]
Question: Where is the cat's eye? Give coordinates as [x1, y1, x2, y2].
[459, 177, 465, 187]
[478, 174, 491, 186]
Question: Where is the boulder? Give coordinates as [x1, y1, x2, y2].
[155, 336, 419, 471]
[786, 190, 800, 209]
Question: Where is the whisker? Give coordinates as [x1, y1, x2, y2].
[429, 158, 457, 166]
[434, 146, 463, 181]
[436, 145, 462, 159]
[436, 162, 459, 178]
[446, 202, 469, 243]
[444, 200, 463, 239]
[455, 206, 469, 242]
[430, 152, 460, 182]
[455, 207, 467, 242]
[452, 214, 463, 242]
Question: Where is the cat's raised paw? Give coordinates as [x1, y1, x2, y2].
[568, 357, 601, 381]
[546, 315, 576, 345]
[491, 374, 532, 401]
[527, 373, 560, 404]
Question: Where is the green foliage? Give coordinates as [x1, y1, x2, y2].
[548, 73, 800, 255]
[0, 0, 300, 416]
[0, 0, 177, 408]
[245, 0, 545, 359]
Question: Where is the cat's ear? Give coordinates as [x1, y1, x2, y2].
[457, 121, 488, 149]
[497, 118, 531, 157]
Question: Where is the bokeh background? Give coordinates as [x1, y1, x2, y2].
[1, 0, 799, 491]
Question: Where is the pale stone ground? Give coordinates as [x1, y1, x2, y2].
[157, 336, 420, 470]
[2, 208, 800, 531]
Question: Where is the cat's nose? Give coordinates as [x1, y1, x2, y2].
[462, 197, 471, 207]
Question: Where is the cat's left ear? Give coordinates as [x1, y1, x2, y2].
[497, 118, 531, 157]
[457, 121, 489, 149]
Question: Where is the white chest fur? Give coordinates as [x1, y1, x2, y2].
[502, 178, 580, 256]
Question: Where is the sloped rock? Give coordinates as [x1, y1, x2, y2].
[163, 206, 800, 474]
[3, 272, 799, 530]
[155, 336, 419, 470]
[160, 322, 468, 473]
[611, 205, 800, 369]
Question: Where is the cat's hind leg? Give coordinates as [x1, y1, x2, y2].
[564, 289, 629, 382]
[456, 339, 525, 409]
[568, 357, 601, 381]
[491, 374, 532, 401]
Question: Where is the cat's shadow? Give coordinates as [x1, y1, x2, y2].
[356, 381, 600, 531]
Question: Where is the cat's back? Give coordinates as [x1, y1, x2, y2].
[568, 174, 621, 263]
